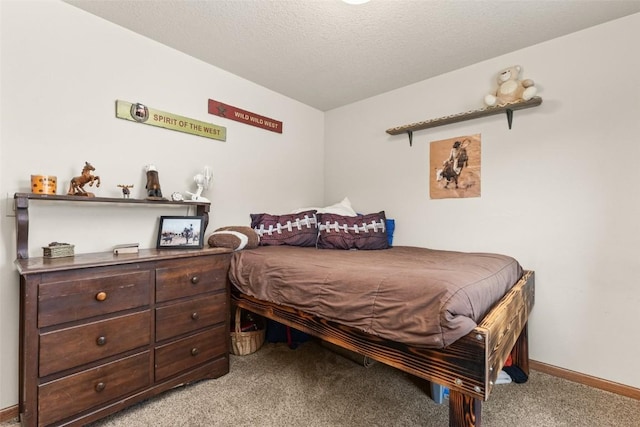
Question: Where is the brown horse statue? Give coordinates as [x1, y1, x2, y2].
[68, 161, 101, 196]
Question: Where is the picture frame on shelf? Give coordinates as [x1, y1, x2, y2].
[156, 216, 205, 249]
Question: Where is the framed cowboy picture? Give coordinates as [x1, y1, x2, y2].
[156, 216, 205, 249]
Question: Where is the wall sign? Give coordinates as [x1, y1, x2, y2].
[208, 99, 283, 134]
[116, 100, 226, 141]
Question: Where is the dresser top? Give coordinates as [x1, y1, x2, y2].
[16, 247, 232, 275]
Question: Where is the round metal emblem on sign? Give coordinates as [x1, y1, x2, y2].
[130, 103, 149, 123]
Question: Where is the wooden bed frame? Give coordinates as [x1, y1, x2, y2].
[232, 270, 534, 427]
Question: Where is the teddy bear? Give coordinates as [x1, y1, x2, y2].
[484, 65, 537, 107]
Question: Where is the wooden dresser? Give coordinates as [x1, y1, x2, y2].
[15, 248, 232, 427]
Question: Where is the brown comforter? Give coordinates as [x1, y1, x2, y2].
[229, 246, 523, 348]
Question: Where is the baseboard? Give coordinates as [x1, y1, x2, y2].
[0, 405, 18, 423]
[530, 359, 640, 401]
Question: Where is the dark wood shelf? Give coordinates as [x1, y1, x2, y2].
[13, 192, 210, 206]
[386, 97, 542, 146]
[14, 193, 211, 259]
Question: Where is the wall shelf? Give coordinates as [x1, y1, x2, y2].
[13, 193, 210, 259]
[386, 97, 542, 146]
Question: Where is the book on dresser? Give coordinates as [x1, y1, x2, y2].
[113, 242, 140, 254]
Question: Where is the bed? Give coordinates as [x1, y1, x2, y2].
[228, 244, 535, 427]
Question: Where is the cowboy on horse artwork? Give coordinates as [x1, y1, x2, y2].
[437, 139, 469, 189]
[430, 134, 481, 200]
[68, 161, 101, 196]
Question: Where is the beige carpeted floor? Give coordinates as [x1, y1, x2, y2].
[2, 340, 639, 426]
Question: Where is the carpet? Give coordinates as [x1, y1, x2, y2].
[2, 340, 639, 426]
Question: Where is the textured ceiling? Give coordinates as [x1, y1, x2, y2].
[64, 0, 640, 111]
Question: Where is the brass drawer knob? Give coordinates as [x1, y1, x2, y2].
[95, 382, 106, 392]
[190, 276, 200, 285]
[96, 336, 107, 346]
[191, 312, 199, 320]
[190, 347, 199, 356]
[95, 291, 107, 301]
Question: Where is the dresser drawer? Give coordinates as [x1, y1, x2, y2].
[156, 293, 227, 342]
[38, 270, 151, 327]
[155, 325, 227, 381]
[38, 351, 150, 427]
[156, 255, 229, 303]
[39, 311, 151, 377]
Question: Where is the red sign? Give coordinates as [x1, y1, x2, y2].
[208, 99, 283, 134]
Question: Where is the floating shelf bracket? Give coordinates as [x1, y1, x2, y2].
[386, 97, 542, 146]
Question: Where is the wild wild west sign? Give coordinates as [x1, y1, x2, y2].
[116, 100, 226, 141]
[208, 99, 283, 134]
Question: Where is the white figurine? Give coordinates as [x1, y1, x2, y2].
[186, 166, 212, 202]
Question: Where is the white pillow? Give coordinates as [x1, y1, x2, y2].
[293, 197, 357, 216]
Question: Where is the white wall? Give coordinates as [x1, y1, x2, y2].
[0, 0, 324, 409]
[325, 14, 640, 389]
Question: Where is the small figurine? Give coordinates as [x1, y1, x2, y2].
[186, 166, 212, 202]
[145, 164, 165, 200]
[171, 192, 184, 201]
[67, 161, 100, 197]
[117, 184, 134, 198]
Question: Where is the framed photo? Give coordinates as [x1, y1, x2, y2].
[156, 216, 205, 249]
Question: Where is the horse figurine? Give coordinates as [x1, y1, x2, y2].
[67, 161, 101, 196]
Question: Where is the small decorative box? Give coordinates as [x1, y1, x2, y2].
[31, 175, 57, 195]
[42, 242, 75, 258]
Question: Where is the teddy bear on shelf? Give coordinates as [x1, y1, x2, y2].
[484, 65, 537, 107]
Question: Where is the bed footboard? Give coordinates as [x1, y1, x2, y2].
[232, 270, 534, 427]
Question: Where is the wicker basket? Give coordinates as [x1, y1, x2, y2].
[230, 307, 265, 356]
[42, 243, 74, 258]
